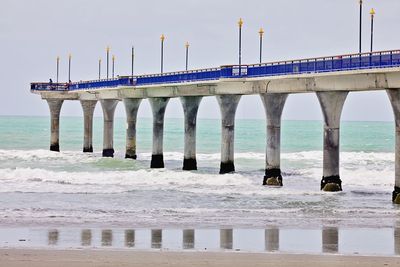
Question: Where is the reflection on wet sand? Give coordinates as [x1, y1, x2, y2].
[151, 229, 162, 249]
[265, 228, 279, 251]
[101, 229, 112, 247]
[322, 227, 338, 254]
[183, 229, 195, 249]
[220, 229, 233, 249]
[81, 229, 91, 247]
[125, 229, 135, 248]
[32, 227, 400, 255]
[48, 229, 58, 246]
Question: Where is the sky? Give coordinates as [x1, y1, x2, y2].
[1, 0, 400, 121]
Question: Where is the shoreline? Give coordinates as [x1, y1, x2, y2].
[1, 249, 399, 267]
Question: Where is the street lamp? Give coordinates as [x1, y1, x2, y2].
[359, 0, 363, 53]
[370, 8, 375, 52]
[112, 55, 115, 78]
[68, 54, 71, 82]
[238, 18, 244, 75]
[106, 46, 110, 79]
[160, 34, 165, 73]
[131, 46, 135, 77]
[98, 58, 101, 79]
[56, 56, 60, 84]
[258, 27, 264, 64]
[185, 42, 189, 71]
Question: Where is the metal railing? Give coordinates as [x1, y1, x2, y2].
[31, 50, 400, 92]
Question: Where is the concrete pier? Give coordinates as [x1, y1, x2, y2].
[317, 91, 348, 192]
[180, 96, 202, 170]
[217, 95, 241, 174]
[149, 98, 170, 168]
[80, 100, 97, 153]
[387, 90, 400, 203]
[260, 93, 288, 186]
[100, 99, 119, 157]
[46, 99, 63, 152]
[123, 99, 142, 159]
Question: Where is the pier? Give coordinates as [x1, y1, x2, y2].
[31, 50, 400, 202]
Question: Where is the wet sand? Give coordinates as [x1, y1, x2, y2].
[0, 249, 399, 267]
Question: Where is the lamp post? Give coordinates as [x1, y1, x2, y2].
[56, 56, 60, 84]
[68, 54, 71, 82]
[185, 42, 189, 71]
[98, 58, 101, 79]
[359, 0, 363, 53]
[370, 8, 375, 52]
[112, 55, 115, 78]
[258, 27, 264, 64]
[238, 18, 243, 75]
[160, 34, 165, 73]
[131, 46, 135, 77]
[106, 46, 110, 79]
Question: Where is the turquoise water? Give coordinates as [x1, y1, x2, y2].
[0, 116, 394, 153]
[0, 116, 398, 229]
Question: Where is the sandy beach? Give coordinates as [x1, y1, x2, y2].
[0, 249, 399, 267]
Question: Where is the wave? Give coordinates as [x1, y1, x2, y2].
[0, 149, 394, 162]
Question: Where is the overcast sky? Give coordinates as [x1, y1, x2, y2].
[1, 0, 399, 121]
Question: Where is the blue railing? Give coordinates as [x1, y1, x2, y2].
[31, 50, 400, 92]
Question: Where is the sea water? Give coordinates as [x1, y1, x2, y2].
[0, 116, 398, 229]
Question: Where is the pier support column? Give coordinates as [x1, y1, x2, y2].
[216, 95, 241, 174]
[100, 99, 118, 157]
[149, 98, 170, 168]
[386, 90, 400, 203]
[180, 96, 202, 170]
[123, 98, 142, 159]
[317, 91, 348, 192]
[80, 100, 97, 153]
[260, 93, 288, 186]
[47, 99, 64, 152]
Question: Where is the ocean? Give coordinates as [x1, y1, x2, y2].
[0, 116, 398, 229]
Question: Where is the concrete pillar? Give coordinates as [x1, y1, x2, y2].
[216, 95, 241, 174]
[80, 100, 97, 153]
[123, 99, 142, 159]
[322, 227, 338, 253]
[46, 99, 63, 152]
[180, 96, 202, 170]
[386, 90, 400, 203]
[260, 93, 288, 186]
[316, 91, 348, 192]
[149, 98, 170, 168]
[100, 99, 118, 157]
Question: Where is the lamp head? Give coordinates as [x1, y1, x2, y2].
[238, 18, 244, 28]
[259, 27, 264, 36]
[370, 8, 375, 16]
